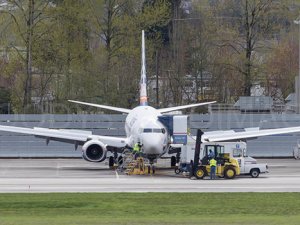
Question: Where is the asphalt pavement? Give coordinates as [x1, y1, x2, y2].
[0, 158, 299, 193]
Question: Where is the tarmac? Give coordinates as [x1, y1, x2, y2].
[0, 158, 300, 193]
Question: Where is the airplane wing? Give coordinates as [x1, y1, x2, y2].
[202, 126, 300, 142]
[0, 125, 128, 148]
[68, 100, 131, 114]
[158, 101, 216, 113]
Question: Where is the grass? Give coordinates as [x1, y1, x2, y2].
[0, 193, 299, 225]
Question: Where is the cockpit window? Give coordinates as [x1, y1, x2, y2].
[153, 128, 162, 133]
[143, 128, 152, 133]
[143, 128, 166, 133]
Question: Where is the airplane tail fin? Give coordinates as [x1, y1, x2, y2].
[140, 30, 148, 106]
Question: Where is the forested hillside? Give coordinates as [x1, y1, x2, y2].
[0, 0, 299, 113]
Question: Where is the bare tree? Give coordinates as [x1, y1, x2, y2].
[216, 0, 274, 96]
[0, 0, 51, 112]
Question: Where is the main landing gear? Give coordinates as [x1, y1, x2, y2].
[109, 156, 114, 167]
[109, 151, 123, 168]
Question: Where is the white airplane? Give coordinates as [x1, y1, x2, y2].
[1, 30, 300, 168]
[0, 31, 214, 166]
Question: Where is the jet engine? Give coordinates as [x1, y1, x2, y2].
[82, 140, 107, 162]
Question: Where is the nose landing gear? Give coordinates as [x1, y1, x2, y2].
[148, 159, 156, 174]
[148, 164, 155, 174]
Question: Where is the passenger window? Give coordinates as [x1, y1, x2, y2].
[161, 128, 166, 134]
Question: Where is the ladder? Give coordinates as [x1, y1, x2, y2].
[125, 157, 146, 175]
[117, 149, 152, 175]
[117, 149, 135, 172]
[125, 159, 139, 175]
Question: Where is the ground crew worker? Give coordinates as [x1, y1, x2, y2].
[133, 142, 141, 159]
[209, 157, 217, 180]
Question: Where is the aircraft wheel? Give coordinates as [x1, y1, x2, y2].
[171, 156, 176, 167]
[109, 156, 114, 168]
[224, 166, 236, 179]
[250, 168, 260, 178]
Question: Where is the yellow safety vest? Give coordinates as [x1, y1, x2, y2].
[210, 159, 217, 167]
[133, 143, 140, 152]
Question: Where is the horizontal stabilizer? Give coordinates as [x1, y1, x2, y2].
[158, 101, 216, 113]
[68, 100, 131, 114]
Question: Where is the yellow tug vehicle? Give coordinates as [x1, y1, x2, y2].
[195, 145, 240, 179]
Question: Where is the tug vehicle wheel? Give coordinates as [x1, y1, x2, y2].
[195, 168, 206, 179]
[224, 166, 236, 179]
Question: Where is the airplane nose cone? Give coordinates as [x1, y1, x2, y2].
[141, 134, 165, 155]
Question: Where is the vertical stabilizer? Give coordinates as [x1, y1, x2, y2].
[140, 30, 148, 106]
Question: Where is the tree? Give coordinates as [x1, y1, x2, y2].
[265, 33, 298, 102]
[184, 6, 218, 102]
[0, 0, 53, 112]
[50, 1, 93, 109]
[1, 0, 300, 113]
[216, 0, 277, 96]
[88, 0, 122, 96]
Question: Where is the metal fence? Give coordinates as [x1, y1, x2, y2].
[1, 113, 300, 157]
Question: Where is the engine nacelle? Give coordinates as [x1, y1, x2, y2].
[82, 140, 107, 162]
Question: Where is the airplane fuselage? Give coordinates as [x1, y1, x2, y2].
[125, 106, 169, 159]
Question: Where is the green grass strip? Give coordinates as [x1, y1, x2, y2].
[0, 193, 299, 225]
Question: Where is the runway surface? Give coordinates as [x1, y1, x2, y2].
[0, 158, 299, 193]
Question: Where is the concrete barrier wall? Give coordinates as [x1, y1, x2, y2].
[0, 113, 299, 157]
